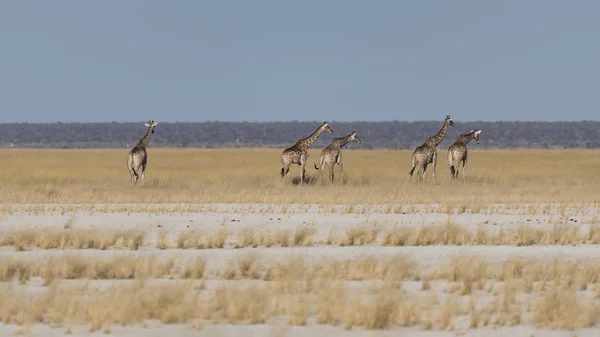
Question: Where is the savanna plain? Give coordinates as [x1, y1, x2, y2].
[1, 148, 600, 337]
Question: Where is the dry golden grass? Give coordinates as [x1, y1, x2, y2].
[293, 226, 315, 246]
[3, 253, 600, 331]
[2, 223, 599, 254]
[0, 228, 144, 250]
[0, 255, 207, 284]
[533, 285, 600, 330]
[175, 229, 228, 249]
[383, 224, 599, 247]
[1, 148, 599, 206]
[0, 280, 205, 330]
[328, 227, 379, 246]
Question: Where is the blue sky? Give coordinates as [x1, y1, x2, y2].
[1, 1, 599, 123]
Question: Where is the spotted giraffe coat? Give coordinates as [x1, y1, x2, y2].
[127, 120, 158, 185]
[280, 122, 334, 185]
[314, 131, 361, 183]
[409, 115, 455, 181]
[448, 129, 481, 179]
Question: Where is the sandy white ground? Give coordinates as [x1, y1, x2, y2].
[3, 323, 600, 337]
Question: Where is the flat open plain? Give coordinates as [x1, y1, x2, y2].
[1, 149, 599, 336]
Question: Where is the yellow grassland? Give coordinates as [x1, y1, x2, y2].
[0, 148, 599, 205]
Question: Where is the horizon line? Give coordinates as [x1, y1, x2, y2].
[2, 119, 600, 125]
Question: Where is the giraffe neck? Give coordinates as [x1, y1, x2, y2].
[136, 128, 154, 149]
[459, 131, 477, 144]
[333, 134, 354, 148]
[297, 125, 325, 150]
[427, 120, 451, 146]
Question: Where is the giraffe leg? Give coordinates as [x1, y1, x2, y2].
[130, 161, 140, 186]
[318, 158, 326, 185]
[320, 163, 324, 185]
[128, 166, 135, 185]
[454, 162, 459, 179]
[132, 169, 139, 186]
[329, 164, 334, 183]
[281, 160, 291, 182]
[463, 153, 468, 182]
[299, 153, 309, 186]
[431, 153, 437, 184]
[135, 165, 143, 185]
[299, 162, 305, 187]
[141, 164, 146, 184]
[336, 154, 345, 184]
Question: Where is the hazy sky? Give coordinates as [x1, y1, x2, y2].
[1, 1, 599, 123]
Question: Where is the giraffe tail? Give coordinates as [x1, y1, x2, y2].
[280, 168, 285, 178]
[450, 165, 456, 178]
[131, 167, 139, 180]
[409, 156, 416, 176]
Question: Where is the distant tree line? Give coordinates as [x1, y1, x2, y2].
[0, 121, 599, 150]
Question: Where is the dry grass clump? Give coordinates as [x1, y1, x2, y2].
[315, 281, 348, 325]
[328, 227, 379, 246]
[496, 258, 600, 293]
[382, 223, 474, 246]
[221, 253, 264, 280]
[156, 231, 171, 249]
[0, 280, 204, 330]
[162, 228, 293, 249]
[514, 225, 580, 246]
[233, 228, 257, 248]
[182, 257, 207, 279]
[347, 287, 400, 330]
[293, 226, 315, 246]
[477, 280, 523, 327]
[383, 224, 600, 247]
[0, 229, 144, 250]
[0, 255, 208, 284]
[176, 229, 228, 249]
[438, 295, 460, 330]
[586, 225, 600, 243]
[533, 285, 600, 330]
[266, 254, 419, 284]
[209, 284, 272, 324]
[0, 277, 476, 331]
[425, 255, 490, 295]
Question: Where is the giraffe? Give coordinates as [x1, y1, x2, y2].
[409, 115, 455, 182]
[127, 120, 158, 186]
[280, 122, 334, 186]
[448, 129, 482, 181]
[314, 131, 361, 184]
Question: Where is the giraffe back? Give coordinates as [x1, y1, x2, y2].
[448, 130, 481, 166]
[317, 132, 361, 167]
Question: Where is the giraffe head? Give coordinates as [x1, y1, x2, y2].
[445, 115, 455, 127]
[144, 120, 158, 134]
[472, 129, 482, 144]
[321, 122, 334, 134]
[350, 131, 361, 144]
